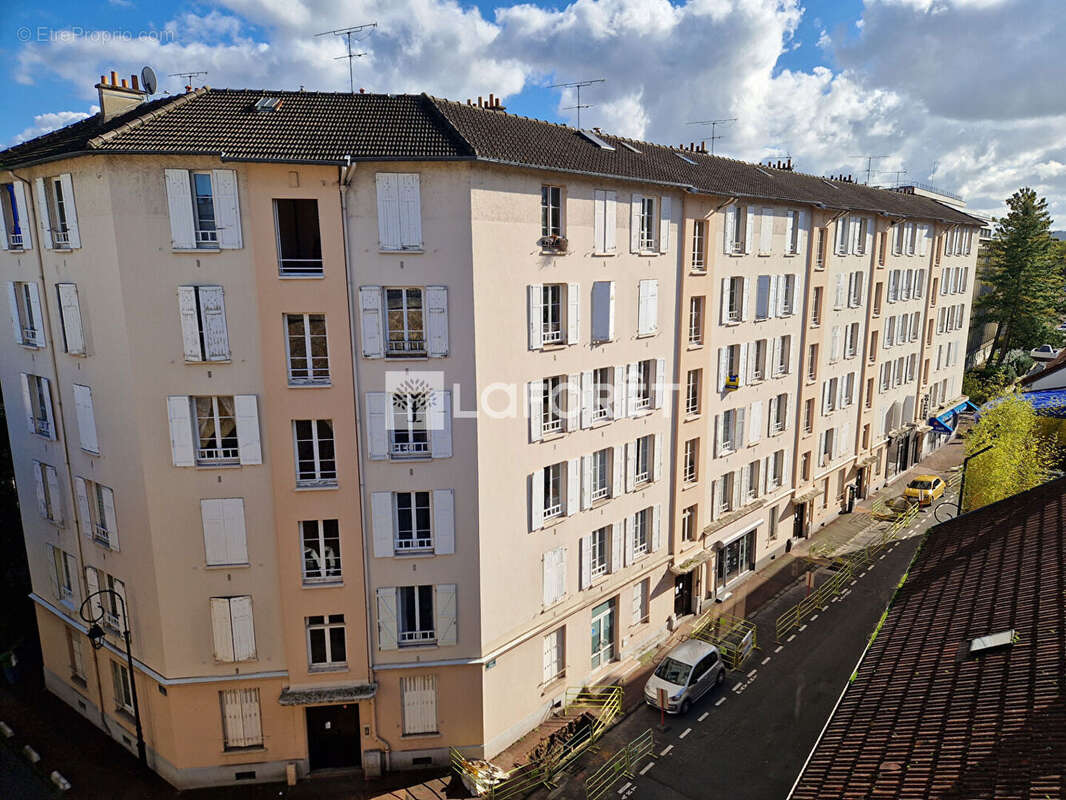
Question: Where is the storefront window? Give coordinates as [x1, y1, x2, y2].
[717, 530, 756, 587]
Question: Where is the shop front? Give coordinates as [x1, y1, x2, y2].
[714, 526, 757, 600]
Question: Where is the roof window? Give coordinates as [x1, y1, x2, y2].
[577, 129, 615, 151]
[254, 97, 282, 113]
[675, 152, 697, 165]
[969, 629, 1017, 655]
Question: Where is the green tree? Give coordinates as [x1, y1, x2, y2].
[977, 188, 1064, 366]
[963, 394, 1058, 511]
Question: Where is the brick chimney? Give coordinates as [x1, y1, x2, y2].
[96, 71, 147, 121]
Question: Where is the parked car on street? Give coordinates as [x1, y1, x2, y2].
[1030, 344, 1061, 361]
[644, 639, 725, 715]
[904, 475, 946, 506]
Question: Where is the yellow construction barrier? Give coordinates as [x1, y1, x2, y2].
[690, 614, 757, 670]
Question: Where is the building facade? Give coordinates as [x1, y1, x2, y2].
[0, 81, 982, 788]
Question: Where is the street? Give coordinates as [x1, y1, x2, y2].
[543, 533, 924, 800]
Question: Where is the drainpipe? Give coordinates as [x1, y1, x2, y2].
[9, 168, 112, 738]
[337, 159, 394, 764]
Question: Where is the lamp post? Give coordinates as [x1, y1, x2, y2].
[79, 590, 147, 767]
[956, 443, 993, 516]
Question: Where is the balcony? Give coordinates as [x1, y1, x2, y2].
[52, 228, 70, 247]
[21, 327, 38, 344]
[387, 338, 427, 357]
[592, 405, 611, 422]
[395, 536, 433, 552]
[196, 228, 219, 246]
[390, 437, 430, 459]
[542, 326, 563, 345]
[8, 233, 23, 249]
[198, 446, 239, 464]
[544, 501, 563, 520]
[631, 396, 651, 413]
[591, 485, 609, 502]
[542, 417, 563, 435]
[33, 417, 52, 438]
[399, 629, 436, 646]
[92, 524, 112, 547]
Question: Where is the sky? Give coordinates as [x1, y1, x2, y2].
[1, 0, 1064, 226]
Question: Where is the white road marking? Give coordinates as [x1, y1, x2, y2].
[748, 669, 758, 678]
[798, 625, 808, 632]
[810, 614, 819, 621]
[660, 745, 673, 756]
[787, 634, 797, 642]
[761, 656, 771, 665]
[715, 697, 726, 706]
[640, 761, 655, 775]
[850, 580, 858, 586]
[733, 683, 744, 692]
[698, 711, 709, 722]
[679, 728, 691, 739]
[618, 782, 633, 794]
[774, 645, 784, 653]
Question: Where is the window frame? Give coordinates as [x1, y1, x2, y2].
[395, 491, 433, 552]
[273, 198, 324, 276]
[293, 419, 338, 485]
[301, 519, 342, 584]
[389, 393, 430, 459]
[397, 585, 436, 646]
[190, 171, 219, 248]
[306, 613, 348, 669]
[541, 186, 563, 238]
[285, 313, 330, 385]
[384, 287, 426, 357]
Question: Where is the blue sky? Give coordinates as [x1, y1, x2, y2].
[1, 0, 1064, 225]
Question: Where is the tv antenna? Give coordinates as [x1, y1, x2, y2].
[851, 155, 888, 185]
[884, 168, 908, 187]
[168, 71, 207, 88]
[315, 22, 378, 93]
[548, 78, 605, 129]
[686, 118, 737, 155]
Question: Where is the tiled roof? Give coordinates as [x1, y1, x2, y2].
[1, 88, 981, 224]
[790, 477, 1066, 800]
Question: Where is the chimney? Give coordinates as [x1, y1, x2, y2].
[96, 70, 147, 121]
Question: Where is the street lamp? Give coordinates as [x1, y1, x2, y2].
[79, 589, 148, 767]
[957, 443, 993, 516]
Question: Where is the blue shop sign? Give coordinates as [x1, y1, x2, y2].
[929, 399, 977, 435]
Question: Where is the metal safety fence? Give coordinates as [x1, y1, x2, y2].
[690, 614, 757, 670]
[584, 729, 655, 800]
[450, 685, 622, 799]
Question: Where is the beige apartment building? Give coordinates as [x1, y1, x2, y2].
[1, 79, 981, 788]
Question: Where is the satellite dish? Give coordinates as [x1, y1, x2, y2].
[141, 66, 158, 95]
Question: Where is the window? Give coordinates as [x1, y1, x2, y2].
[274, 198, 322, 275]
[593, 367, 613, 421]
[746, 461, 760, 501]
[590, 526, 610, 579]
[873, 282, 883, 316]
[691, 220, 706, 270]
[632, 579, 649, 625]
[66, 628, 85, 683]
[220, 689, 263, 750]
[781, 275, 797, 315]
[632, 508, 651, 558]
[164, 168, 238, 250]
[174, 285, 230, 363]
[772, 393, 788, 434]
[848, 272, 864, 307]
[638, 279, 659, 335]
[285, 313, 329, 383]
[683, 439, 699, 483]
[751, 340, 767, 382]
[0, 182, 28, 249]
[543, 629, 565, 684]
[726, 206, 746, 254]
[880, 362, 891, 391]
[544, 462, 563, 519]
[301, 520, 341, 582]
[111, 661, 134, 715]
[32, 460, 62, 524]
[294, 419, 337, 485]
[390, 393, 429, 458]
[815, 227, 827, 268]
[541, 186, 562, 238]
[634, 435, 653, 485]
[807, 344, 818, 382]
[719, 472, 735, 513]
[906, 354, 917, 383]
[50, 546, 76, 605]
[210, 596, 256, 662]
[821, 429, 834, 466]
[776, 335, 791, 376]
[720, 408, 738, 454]
[685, 369, 701, 415]
[401, 675, 438, 735]
[195, 396, 239, 464]
[47, 177, 74, 247]
[591, 449, 611, 501]
[787, 210, 800, 254]
[541, 284, 563, 344]
[633, 360, 653, 411]
[824, 378, 838, 413]
[836, 216, 850, 255]
[906, 222, 917, 255]
[639, 196, 657, 250]
[398, 585, 435, 645]
[76, 478, 118, 549]
[681, 505, 696, 542]
[21, 374, 54, 439]
[845, 322, 859, 359]
[725, 276, 743, 322]
[541, 375, 565, 434]
[201, 498, 248, 567]
[395, 492, 432, 551]
[376, 173, 423, 250]
[804, 397, 814, 433]
[885, 316, 896, 347]
[869, 331, 879, 360]
[801, 452, 811, 481]
[856, 217, 869, 255]
[768, 506, 779, 541]
[688, 296, 704, 345]
[843, 372, 856, 406]
[9, 282, 44, 347]
[307, 614, 347, 669]
[190, 172, 218, 246]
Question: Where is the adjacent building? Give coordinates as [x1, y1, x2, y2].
[0, 77, 982, 788]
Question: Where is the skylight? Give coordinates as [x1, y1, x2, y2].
[969, 629, 1017, 655]
[619, 141, 642, 154]
[756, 167, 774, 178]
[254, 97, 282, 112]
[578, 129, 615, 151]
[675, 152, 697, 165]
[821, 179, 840, 189]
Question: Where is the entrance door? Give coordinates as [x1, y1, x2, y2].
[306, 704, 361, 771]
[590, 600, 615, 670]
[674, 572, 693, 616]
[793, 503, 807, 538]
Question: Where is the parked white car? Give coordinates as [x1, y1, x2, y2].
[1030, 344, 1061, 361]
[643, 639, 726, 715]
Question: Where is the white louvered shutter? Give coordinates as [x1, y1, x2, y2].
[167, 396, 195, 466]
[398, 174, 422, 249]
[613, 366, 625, 419]
[744, 207, 755, 254]
[57, 283, 84, 354]
[211, 598, 236, 662]
[34, 178, 53, 249]
[723, 205, 736, 254]
[7, 283, 21, 343]
[529, 380, 543, 442]
[212, 169, 242, 249]
[579, 536, 592, 590]
[429, 391, 452, 458]
[647, 280, 659, 333]
[46, 465, 62, 524]
[528, 284, 543, 350]
[376, 173, 401, 250]
[234, 395, 262, 465]
[178, 286, 202, 361]
[652, 505, 662, 552]
[230, 596, 256, 661]
[530, 469, 545, 531]
[426, 286, 449, 357]
[377, 589, 398, 650]
[99, 486, 119, 550]
[625, 442, 636, 492]
[613, 445, 624, 497]
[750, 400, 763, 444]
[581, 370, 594, 428]
[371, 492, 394, 558]
[718, 348, 728, 391]
[33, 463, 47, 518]
[604, 190, 617, 252]
[164, 169, 195, 249]
[199, 286, 229, 361]
[659, 196, 671, 253]
[366, 393, 388, 460]
[12, 182, 32, 249]
[566, 458, 580, 516]
[359, 286, 385, 358]
[581, 455, 592, 509]
[83, 567, 101, 618]
[630, 194, 643, 253]
[72, 384, 98, 453]
[567, 283, 580, 344]
[74, 477, 91, 539]
[435, 584, 457, 646]
[654, 357, 666, 409]
[627, 363, 639, 417]
[57, 174, 80, 248]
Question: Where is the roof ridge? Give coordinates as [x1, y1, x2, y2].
[88, 87, 208, 149]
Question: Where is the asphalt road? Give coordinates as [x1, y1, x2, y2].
[551, 534, 922, 800]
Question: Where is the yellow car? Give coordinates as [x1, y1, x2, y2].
[904, 475, 946, 506]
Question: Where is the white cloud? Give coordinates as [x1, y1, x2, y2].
[13, 109, 97, 143]
[8, 0, 1064, 224]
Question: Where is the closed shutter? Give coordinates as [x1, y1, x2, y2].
[566, 283, 580, 344]
[579, 536, 592, 590]
[359, 286, 384, 358]
[594, 190, 606, 254]
[580, 371, 594, 429]
[591, 280, 615, 342]
[530, 469, 545, 531]
[432, 490, 455, 555]
[744, 207, 755, 254]
[83, 566, 101, 618]
[212, 169, 242, 249]
[659, 196, 671, 253]
[604, 190, 617, 252]
[34, 178, 53, 249]
[230, 596, 256, 661]
[13, 182, 32, 249]
[612, 445, 624, 497]
[435, 584, 457, 646]
[24, 284, 45, 346]
[7, 283, 22, 343]
[365, 392, 388, 460]
[750, 400, 763, 444]
[647, 280, 659, 332]
[371, 492, 395, 558]
[220, 690, 245, 748]
[637, 280, 649, 334]
[72, 384, 99, 453]
[528, 284, 543, 350]
[211, 598, 236, 662]
[234, 395, 262, 465]
[581, 455, 592, 509]
[33, 462, 47, 518]
[57, 174, 80, 248]
[201, 499, 228, 566]
[429, 391, 452, 458]
[199, 286, 229, 361]
[99, 485, 119, 550]
[630, 194, 643, 253]
[784, 209, 795, 253]
[56, 283, 85, 354]
[164, 169, 195, 249]
[177, 286, 202, 361]
[167, 395, 195, 466]
[759, 207, 773, 254]
[111, 577, 128, 631]
[723, 205, 736, 254]
[399, 174, 422, 248]
[653, 357, 666, 409]
[401, 675, 437, 734]
[376, 173, 401, 250]
[74, 477, 91, 539]
[653, 433, 663, 481]
[566, 458, 580, 516]
[425, 286, 449, 357]
[377, 588, 398, 650]
[652, 505, 662, 552]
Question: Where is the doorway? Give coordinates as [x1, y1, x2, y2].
[674, 572, 693, 617]
[306, 704, 361, 771]
[590, 600, 615, 670]
[793, 502, 807, 539]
